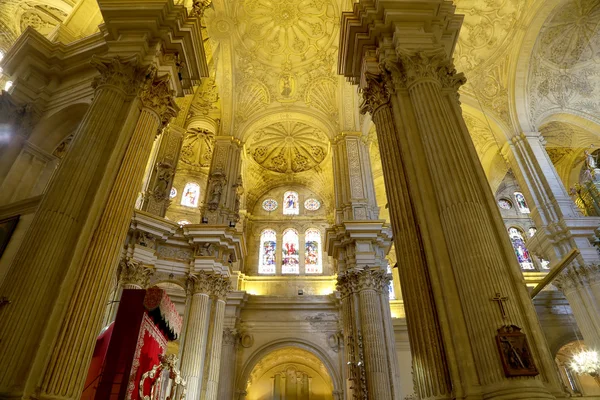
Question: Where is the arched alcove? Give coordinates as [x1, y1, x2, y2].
[238, 340, 341, 400]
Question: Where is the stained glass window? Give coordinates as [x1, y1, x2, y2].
[528, 227, 537, 237]
[282, 228, 299, 274]
[304, 198, 321, 211]
[262, 199, 278, 212]
[387, 263, 395, 300]
[283, 191, 299, 215]
[304, 228, 322, 274]
[170, 187, 177, 199]
[259, 229, 277, 274]
[498, 199, 512, 210]
[514, 192, 530, 214]
[508, 227, 534, 270]
[181, 183, 200, 208]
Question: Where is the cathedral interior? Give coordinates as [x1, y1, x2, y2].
[1, 0, 600, 399]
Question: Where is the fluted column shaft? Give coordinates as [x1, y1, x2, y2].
[41, 72, 177, 397]
[202, 297, 227, 400]
[181, 290, 212, 399]
[363, 47, 564, 398]
[368, 97, 452, 400]
[337, 269, 395, 399]
[217, 328, 239, 400]
[0, 56, 151, 398]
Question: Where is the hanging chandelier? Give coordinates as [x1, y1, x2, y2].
[570, 349, 600, 377]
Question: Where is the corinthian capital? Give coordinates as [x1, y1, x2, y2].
[118, 257, 153, 288]
[337, 268, 391, 296]
[91, 55, 153, 96]
[396, 48, 466, 90]
[140, 74, 179, 128]
[210, 274, 232, 300]
[360, 73, 390, 116]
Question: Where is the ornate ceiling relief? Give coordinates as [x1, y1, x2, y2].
[453, 0, 526, 130]
[180, 129, 215, 171]
[0, 1, 72, 52]
[528, 0, 600, 127]
[247, 121, 329, 173]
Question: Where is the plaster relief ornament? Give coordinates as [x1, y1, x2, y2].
[248, 121, 328, 173]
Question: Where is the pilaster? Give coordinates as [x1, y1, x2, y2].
[202, 136, 243, 225]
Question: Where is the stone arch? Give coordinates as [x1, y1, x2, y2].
[510, 0, 567, 133]
[29, 102, 90, 154]
[237, 338, 342, 396]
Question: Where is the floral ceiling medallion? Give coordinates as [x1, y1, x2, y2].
[248, 121, 329, 173]
[235, 0, 337, 68]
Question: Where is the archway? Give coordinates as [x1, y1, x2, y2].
[244, 346, 335, 400]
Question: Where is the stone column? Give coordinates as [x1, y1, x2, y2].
[339, 1, 565, 397]
[505, 133, 600, 350]
[554, 266, 600, 350]
[180, 272, 214, 399]
[338, 269, 394, 400]
[202, 136, 243, 225]
[217, 328, 239, 400]
[103, 257, 154, 326]
[141, 124, 186, 216]
[202, 275, 231, 400]
[40, 72, 178, 399]
[0, 55, 155, 397]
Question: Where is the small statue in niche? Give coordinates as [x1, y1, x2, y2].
[208, 180, 223, 211]
[152, 163, 173, 201]
[233, 175, 244, 221]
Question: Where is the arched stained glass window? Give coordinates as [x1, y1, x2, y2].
[514, 192, 530, 214]
[283, 191, 299, 215]
[304, 228, 322, 274]
[181, 183, 200, 207]
[282, 228, 299, 274]
[258, 229, 277, 274]
[508, 227, 534, 270]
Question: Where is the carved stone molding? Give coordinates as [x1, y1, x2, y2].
[118, 257, 153, 288]
[336, 268, 391, 297]
[91, 55, 154, 97]
[140, 74, 179, 128]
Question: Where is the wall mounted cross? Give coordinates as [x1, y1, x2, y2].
[491, 292, 509, 319]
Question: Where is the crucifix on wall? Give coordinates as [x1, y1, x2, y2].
[491, 292, 509, 319]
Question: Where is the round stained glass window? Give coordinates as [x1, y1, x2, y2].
[262, 199, 278, 212]
[170, 187, 177, 198]
[304, 198, 321, 211]
[498, 199, 512, 210]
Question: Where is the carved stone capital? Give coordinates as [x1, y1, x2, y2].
[337, 268, 391, 297]
[140, 74, 179, 128]
[553, 264, 600, 293]
[223, 328, 239, 346]
[188, 271, 232, 299]
[360, 73, 390, 116]
[91, 55, 153, 96]
[118, 257, 153, 288]
[395, 48, 466, 91]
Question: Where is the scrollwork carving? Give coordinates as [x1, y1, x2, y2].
[91, 55, 153, 96]
[118, 257, 153, 288]
[360, 73, 391, 115]
[140, 74, 179, 129]
[396, 48, 466, 91]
